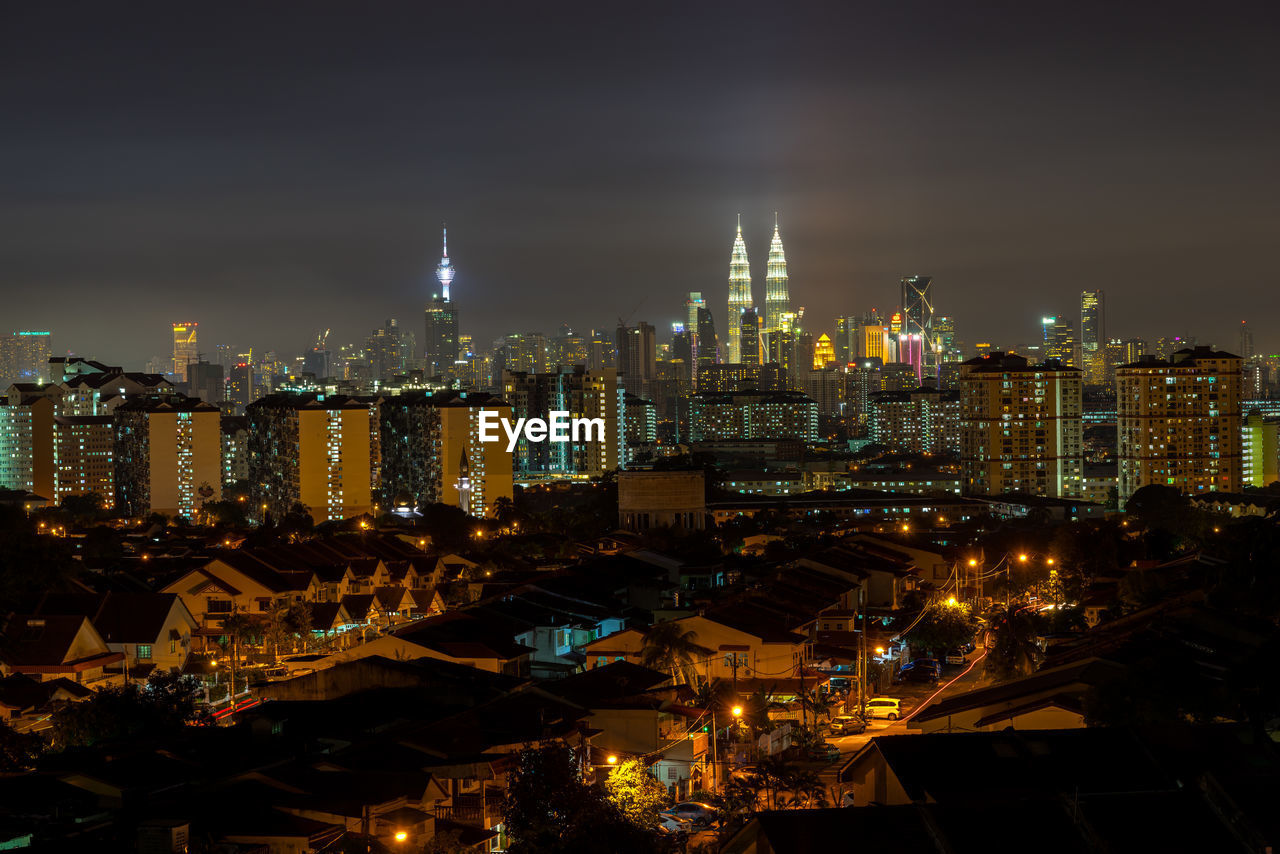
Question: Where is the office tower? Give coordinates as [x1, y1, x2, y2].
[379, 390, 515, 516]
[685, 292, 707, 367]
[247, 393, 380, 524]
[1080, 290, 1106, 386]
[615, 322, 657, 399]
[114, 396, 222, 518]
[863, 325, 890, 363]
[501, 332, 549, 375]
[221, 415, 249, 489]
[726, 215, 753, 364]
[302, 346, 331, 380]
[844, 365, 874, 428]
[501, 367, 622, 477]
[764, 214, 790, 333]
[812, 334, 835, 369]
[171, 323, 198, 381]
[764, 330, 796, 387]
[587, 329, 616, 371]
[834, 316, 861, 364]
[670, 324, 693, 387]
[53, 416, 115, 508]
[1041, 316, 1075, 364]
[934, 316, 958, 362]
[1238, 321, 1255, 362]
[868, 388, 961, 454]
[227, 363, 255, 411]
[688, 391, 819, 442]
[1116, 346, 1243, 502]
[695, 308, 718, 368]
[187, 359, 224, 404]
[1242, 409, 1279, 488]
[550, 326, 589, 369]
[368, 318, 416, 381]
[0, 390, 57, 499]
[959, 352, 1083, 498]
[424, 226, 459, 378]
[739, 309, 761, 366]
[805, 368, 845, 421]
[0, 331, 53, 386]
[900, 276, 936, 377]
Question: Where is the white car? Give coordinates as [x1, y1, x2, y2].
[863, 697, 902, 720]
[657, 814, 691, 835]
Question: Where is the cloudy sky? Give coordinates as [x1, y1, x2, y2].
[4, 0, 1278, 365]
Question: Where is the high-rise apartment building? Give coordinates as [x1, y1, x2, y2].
[0, 390, 57, 499]
[727, 216, 753, 364]
[172, 323, 198, 381]
[834, 316, 861, 364]
[221, 415, 249, 490]
[501, 367, 622, 477]
[53, 416, 115, 508]
[379, 390, 514, 516]
[247, 394, 380, 524]
[114, 396, 223, 518]
[689, 391, 819, 443]
[1080, 290, 1105, 386]
[368, 319, 416, 381]
[1116, 347, 1243, 502]
[227, 363, 255, 411]
[1242, 408, 1279, 489]
[0, 331, 53, 387]
[868, 388, 961, 455]
[1238, 321, 1255, 362]
[764, 215, 790, 333]
[424, 227, 459, 378]
[959, 352, 1083, 498]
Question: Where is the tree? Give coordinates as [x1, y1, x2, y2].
[903, 600, 979, 656]
[603, 759, 669, 832]
[503, 743, 653, 854]
[640, 621, 711, 687]
[0, 721, 42, 771]
[50, 672, 207, 749]
[986, 606, 1046, 682]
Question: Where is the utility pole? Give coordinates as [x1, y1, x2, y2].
[857, 586, 867, 717]
[710, 707, 719, 791]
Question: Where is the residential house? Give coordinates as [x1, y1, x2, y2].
[29, 592, 198, 679]
[0, 616, 123, 686]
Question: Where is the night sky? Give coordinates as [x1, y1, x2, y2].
[4, 1, 1279, 366]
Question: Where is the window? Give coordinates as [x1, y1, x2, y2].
[137, 644, 152, 660]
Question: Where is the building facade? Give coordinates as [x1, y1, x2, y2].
[689, 391, 819, 443]
[1116, 347, 1243, 501]
[114, 396, 222, 518]
[959, 353, 1083, 498]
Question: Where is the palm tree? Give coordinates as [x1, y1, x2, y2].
[640, 621, 711, 687]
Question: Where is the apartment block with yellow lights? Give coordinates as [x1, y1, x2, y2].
[501, 367, 622, 477]
[247, 394, 380, 525]
[114, 396, 222, 518]
[54, 415, 115, 508]
[1116, 347, 1242, 501]
[959, 352, 1083, 498]
[379, 390, 514, 517]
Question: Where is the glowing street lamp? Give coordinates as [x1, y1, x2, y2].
[394, 830, 408, 843]
[731, 705, 743, 718]
[968, 558, 978, 567]
[1018, 553, 1029, 563]
[606, 754, 618, 765]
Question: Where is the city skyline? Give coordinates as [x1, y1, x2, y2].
[4, 2, 1280, 364]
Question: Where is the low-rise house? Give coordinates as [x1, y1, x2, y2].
[29, 592, 198, 678]
[0, 615, 123, 686]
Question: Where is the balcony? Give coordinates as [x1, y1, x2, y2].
[432, 789, 504, 827]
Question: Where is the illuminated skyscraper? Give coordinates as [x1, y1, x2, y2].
[425, 225, 459, 378]
[739, 309, 761, 366]
[1042, 315, 1075, 364]
[900, 276, 935, 376]
[726, 215, 752, 364]
[1238, 321, 1255, 361]
[764, 214, 790, 333]
[172, 323, 198, 381]
[1080, 290, 1105, 385]
[812, 334, 835, 369]
[0, 331, 52, 387]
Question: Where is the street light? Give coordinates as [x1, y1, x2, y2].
[1018, 553, 1029, 562]
[968, 558, 978, 567]
[606, 754, 618, 765]
[946, 596, 958, 607]
[731, 705, 743, 718]
[394, 830, 408, 843]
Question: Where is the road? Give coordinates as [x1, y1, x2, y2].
[817, 649, 989, 797]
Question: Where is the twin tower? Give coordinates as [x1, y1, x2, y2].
[726, 214, 790, 364]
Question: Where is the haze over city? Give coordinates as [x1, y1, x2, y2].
[5, 0, 1280, 363]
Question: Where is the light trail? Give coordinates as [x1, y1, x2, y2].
[902, 648, 987, 723]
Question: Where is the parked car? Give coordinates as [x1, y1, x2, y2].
[863, 697, 902, 720]
[662, 802, 718, 827]
[901, 666, 939, 685]
[911, 658, 941, 675]
[657, 814, 691, 835]
[827, 714, 868, 735]
[943, 649, 966, 665]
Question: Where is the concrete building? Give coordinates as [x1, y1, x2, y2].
[689, 391, 819, 443]
[867, 387, 960, 455]
[500, 367, 622, 478]
[959, 352, 1083, 498]
[617, 470, 706, 531]
[53, 416, 115, 508]
[246, 394, 380, 524]
[1242, 409, 1280, 488]
[1117, 347, 1243, 501]
[113, 396, 222, 518]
